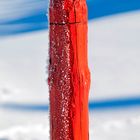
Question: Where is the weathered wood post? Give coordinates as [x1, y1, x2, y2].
[48, 0, 90, 139]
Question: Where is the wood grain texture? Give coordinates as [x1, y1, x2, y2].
[48, 0, 90, 139]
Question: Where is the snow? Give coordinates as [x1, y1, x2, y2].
[0, 30, 49, 104]
[89, 11, 140, 101]
[0, 124, 49, 140]
[0, 10, 140, 139]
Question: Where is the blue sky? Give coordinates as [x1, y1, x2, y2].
[0, 0, 140, 36]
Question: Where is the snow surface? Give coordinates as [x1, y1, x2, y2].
[0, 11, 140, 139]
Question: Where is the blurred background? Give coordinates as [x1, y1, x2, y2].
[0, 0, 140, 139]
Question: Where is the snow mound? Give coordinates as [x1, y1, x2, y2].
[0, 124, 49, 140]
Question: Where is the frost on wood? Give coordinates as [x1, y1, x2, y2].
[48, 0, 90, 140]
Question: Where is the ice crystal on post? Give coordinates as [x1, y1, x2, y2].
[49, 23, 73, 139]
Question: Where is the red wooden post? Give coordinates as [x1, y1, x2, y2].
[48, 0, 90, 139]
